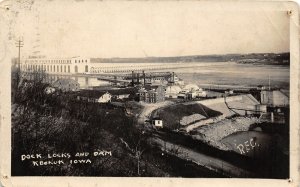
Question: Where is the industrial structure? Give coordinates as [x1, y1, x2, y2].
[19, 56, 91, 74]
[138, 85, 165, 103]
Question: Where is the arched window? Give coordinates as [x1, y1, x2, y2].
[50, 65, 52, 72]
[54, 65, 55, 72]
[85, 65, 88, 72]
[68, 65, 70, 73]
[61, 65, 62, 72]
[75, 65, 78, 73]
[57, 65, 59, 72]
[64, 65, 66, 72]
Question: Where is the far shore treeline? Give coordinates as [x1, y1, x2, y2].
[91, 53, 290, 65]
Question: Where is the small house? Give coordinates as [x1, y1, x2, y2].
[117, 94, 130, 100]
[257, 85, 266, 91]
[186, 91, 197, 100]
[44, 86, 56, 94]
[184, 84, 200, 92]
[165, 85, 182, 98]
[225, 89, 234, 95]
[153, 118, 163, 128]
[98, 92, 112, 103]
[196, 90, 207, 97]
[52, 79, 80, 92]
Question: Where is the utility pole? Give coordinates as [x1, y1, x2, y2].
[15, 38, 24, 70]
[12, 38, 23, 150]
[14, 38, 24, 88]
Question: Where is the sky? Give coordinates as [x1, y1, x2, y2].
[9, 0, 290, 58]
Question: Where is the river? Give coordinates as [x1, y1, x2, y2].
[44, 62, 290, 90]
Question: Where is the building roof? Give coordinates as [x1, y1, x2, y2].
[53, 79, 79, 86]
[144, 84, 164, 91]
[184, 84, 200, 91]
[78, 88, 137, 98]
[77, 90, 109, 98]
[192, 94, 260, 117]
[166, 85, 182, 94]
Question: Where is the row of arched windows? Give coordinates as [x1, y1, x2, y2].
[75, 59, 88, 63]
[25, 59, 71, 64]
[21, 64, 71, 73]
[20, 64, 89, 74]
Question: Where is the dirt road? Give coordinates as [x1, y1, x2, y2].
[150, 136, 255, 177]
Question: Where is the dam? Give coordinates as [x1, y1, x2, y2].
[19, 56, 233, 75]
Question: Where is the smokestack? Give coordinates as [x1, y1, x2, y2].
[132, 71, 134, 86]
[143, 71, 146, 85]
[173, 72, 175, 83]
[269, 75, 271, 91]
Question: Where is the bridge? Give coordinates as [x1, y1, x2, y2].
[96, 71, 176, 86]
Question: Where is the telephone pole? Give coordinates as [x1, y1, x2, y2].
[15, 38, 24, 70]
[15, 38, 24, 86]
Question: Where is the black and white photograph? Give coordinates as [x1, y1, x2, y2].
[1, 0, 299, 183]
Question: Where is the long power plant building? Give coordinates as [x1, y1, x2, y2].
[19, 56, 232, 74]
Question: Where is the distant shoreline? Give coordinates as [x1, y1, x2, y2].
[91, 52, 290, 65]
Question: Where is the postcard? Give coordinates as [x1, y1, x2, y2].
[0, 0, 299, 187]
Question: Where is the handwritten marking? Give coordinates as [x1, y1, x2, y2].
[32, 160, 65, 166]
[21, 151, 112, 167]
[93, 150, 112, 156]
[70, 159, 92, 164]
[21, 154, 42, 161]
[236, 138, 259, 154]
